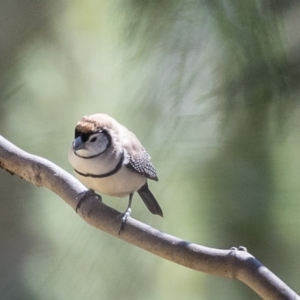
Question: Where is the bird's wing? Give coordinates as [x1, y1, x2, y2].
[119, 125, 158, 181]
[125, 146, 158, 181]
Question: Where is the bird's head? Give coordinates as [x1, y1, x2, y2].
[72, 114, 113, 158]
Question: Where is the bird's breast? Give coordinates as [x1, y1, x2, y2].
[68, 147, 146, 197]
[74, 166, 146, 197]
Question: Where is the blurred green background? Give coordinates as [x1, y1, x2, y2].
[1, 1, 300, 299]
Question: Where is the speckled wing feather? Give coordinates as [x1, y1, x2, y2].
[125, 147, 158, 181]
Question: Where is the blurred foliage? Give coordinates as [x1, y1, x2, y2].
[1, 0, 300, 299]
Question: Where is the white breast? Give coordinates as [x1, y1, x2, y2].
[68, 145, 146, 197]
[74, 166, 146, 197]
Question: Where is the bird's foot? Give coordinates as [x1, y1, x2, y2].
[117, 208, 132, 235]
[76, 189, 101, 213]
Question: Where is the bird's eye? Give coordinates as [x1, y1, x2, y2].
[90, 137, 97, 142]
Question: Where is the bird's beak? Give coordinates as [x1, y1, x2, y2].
[73, 136, 87, 151]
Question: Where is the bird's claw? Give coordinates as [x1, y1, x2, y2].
[117, 208, 132, 235]
[230, 246, 248, 252]
[75, 189, 101, 213]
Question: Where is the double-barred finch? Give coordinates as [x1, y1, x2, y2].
[68, 114, 163, 229]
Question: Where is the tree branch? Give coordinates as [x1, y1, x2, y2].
[0, 135, 298, 300]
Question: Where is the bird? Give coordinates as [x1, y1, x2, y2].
[68, 113, 163, 231]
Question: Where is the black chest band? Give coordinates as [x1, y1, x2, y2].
[74, 153, 124, 178]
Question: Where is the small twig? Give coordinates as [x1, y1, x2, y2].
[0, 135, 298, 300]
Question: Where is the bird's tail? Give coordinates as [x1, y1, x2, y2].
[137, 183, 163, 217]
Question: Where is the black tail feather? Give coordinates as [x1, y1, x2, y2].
[137, 183, 163, 217]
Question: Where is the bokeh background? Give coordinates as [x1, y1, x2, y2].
[1, 1, 300, 299]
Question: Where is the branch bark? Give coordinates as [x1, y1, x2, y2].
[0, 135, 298, 300]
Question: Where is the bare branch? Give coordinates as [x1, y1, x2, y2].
[0, 135, 298, 300]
